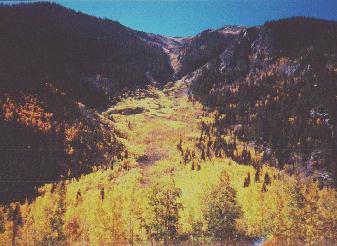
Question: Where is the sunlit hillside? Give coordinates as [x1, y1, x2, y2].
[1, 83, 336, 245]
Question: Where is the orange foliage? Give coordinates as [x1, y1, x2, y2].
[2, 97, 16, 121]
[64, 123, 81, 155]
[64, 122, 91, 155]
[1, 96, 53, 133]
[65, 124, 80, 142]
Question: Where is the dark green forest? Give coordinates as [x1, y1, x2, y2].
[190, 17, 337, 185]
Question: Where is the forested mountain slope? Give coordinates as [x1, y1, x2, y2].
[0, 2, 173, 202]
[182, 17, 337, 185]
[0, 84, 127, 202]
[1, 84, 336, 245]
[0, 3, 173, 97]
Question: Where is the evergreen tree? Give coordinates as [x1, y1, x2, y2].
[76, 189, 82, 204]
[100, 188, 105, 201]
[264, 172, 271, 186]
[244, 172, 251, 187]
[11, 203, 22, 246]
[201, 148, 206, 161]
[261, 183, 267, 193]
[255, 165, 261, 182]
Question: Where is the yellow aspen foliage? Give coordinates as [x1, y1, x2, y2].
[1, 86, 336, 245]
[317, 188, 337, 243]
[202, 171, 242, 241]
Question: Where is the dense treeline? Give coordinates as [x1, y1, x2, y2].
[0, 78, 336, 245]
[190, 17, 337, 185]
[0, 158, 336, 245]
[0, 83, 126, 202]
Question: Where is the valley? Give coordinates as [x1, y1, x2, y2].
[0, 2, 336, 245]
[1, 80, 336, 245]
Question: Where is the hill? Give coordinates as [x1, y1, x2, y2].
[0, 2, 173, 101]
[0, 2, 173, 202]
[183, 17, 337, 185]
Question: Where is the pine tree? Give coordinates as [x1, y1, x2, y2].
[244, 172, 251, 187]
[100, 187, 105, 201]
[177, 135, 183, 154]
[264, 172, 271, 185]
[201, 148, 206, 161]
[76, 189, 82, 204]
[255, 165, 261, 182]
[247, 150, 252, 163]
[11, 203, 22, 246]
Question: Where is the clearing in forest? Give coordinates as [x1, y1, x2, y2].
[104, 80, 207, 178]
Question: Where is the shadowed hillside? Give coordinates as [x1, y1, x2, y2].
[0, 2, 173, 202]
[185, 17, 337, 185]
[0, 2, 173, 100]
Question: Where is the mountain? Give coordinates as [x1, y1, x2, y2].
[140, 17, 337, 183]
[0, 3, 337, 245]
[0, 2, 336, 203]
[0, 2, 173, 102]
[0, 2, 173, 202]
[183, 17, 337, 184]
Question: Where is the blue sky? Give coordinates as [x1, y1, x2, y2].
[7, 0, 337, 37]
